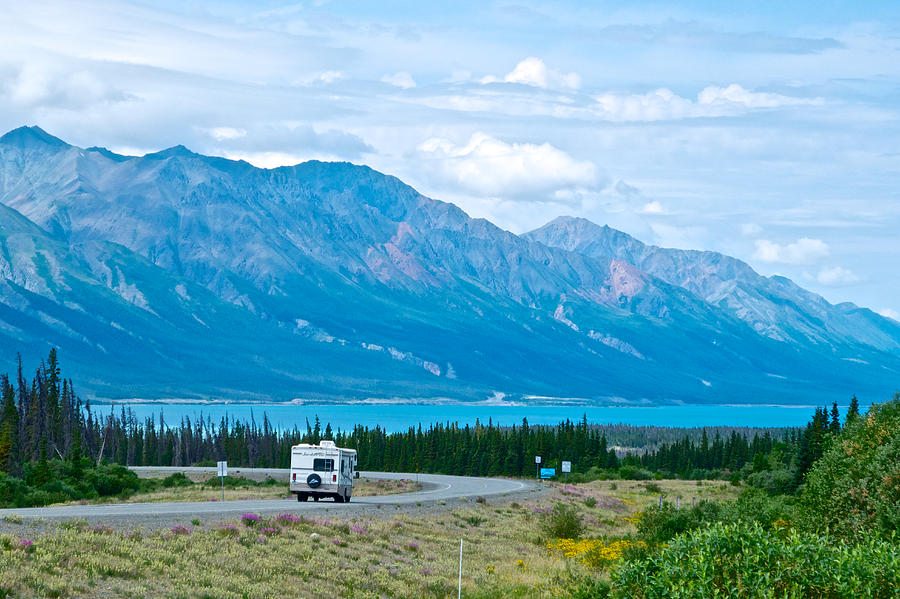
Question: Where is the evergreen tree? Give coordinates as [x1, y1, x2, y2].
[846, 395, 860, 423]
[829, 402, 841, 434]
[0, 376, 19, 473]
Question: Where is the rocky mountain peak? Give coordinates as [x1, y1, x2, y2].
[0, 127, 897, 403]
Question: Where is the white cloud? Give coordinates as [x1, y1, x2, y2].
[214, 124, 373, 162]
[481, 57, 581, 90]
[698, 84, 821, 108]
[381, 71, 416, 89]
[877, 308, 899, 322]
[316, 71, 344, 84]
[446, 69, 472, 83]
[741, 223, 763, 237]
[416, 133, 599, 199]
[816, 266, 860, 286]
[205, 127, 247, 141]
[594, 88, 695, 122]
[292, 70, 345, 86]
[593, 84, 822, 122]
[640, 201, 664, 214]
[649, 223, 708, 250]
[753, 238, 829, 265]
[4, 62, 129, 109]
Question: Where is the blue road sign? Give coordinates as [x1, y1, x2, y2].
[540, 468, 556, 479]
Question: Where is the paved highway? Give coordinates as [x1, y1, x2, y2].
[0, 470, 538, 523]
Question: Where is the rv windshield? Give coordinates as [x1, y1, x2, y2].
[313, 458, 334, 472]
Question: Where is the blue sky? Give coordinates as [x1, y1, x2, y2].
[1, 0, 898, 319]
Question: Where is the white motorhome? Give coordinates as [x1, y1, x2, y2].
[289, 440, 358, 503]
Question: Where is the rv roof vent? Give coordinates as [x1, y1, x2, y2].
[320, 440, 336, 448]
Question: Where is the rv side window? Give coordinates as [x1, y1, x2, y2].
[313, 458, 334, 472]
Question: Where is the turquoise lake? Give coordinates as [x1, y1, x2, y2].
[88, 403, 843, 432]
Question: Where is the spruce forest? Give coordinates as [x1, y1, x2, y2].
[0, 351, 854, 508]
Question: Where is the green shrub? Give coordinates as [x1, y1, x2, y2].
[613, 521, 900, 598]
[558, 574, 611, 598]
[0, 461, 142, 508]
[746, 468, 794, 495]
[801, 395, 900, 541]
[39, 479, 80, 503]
[202, 475, 262, 488]
[635, 501, 722, 545]
[85, 464, 140, 496]
[0, 473, 32, 508]
[161, 472, 193, 487]
[541, 503, 585, 540]
[617, 466, 653, 480]
[722, 487, 798, 529]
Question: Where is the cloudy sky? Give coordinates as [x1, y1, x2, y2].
[2, 0, 899, 319]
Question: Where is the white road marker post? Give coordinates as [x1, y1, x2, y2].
[458, 538, 463, 599]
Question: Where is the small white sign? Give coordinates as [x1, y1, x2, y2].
[561, 461, 572, 473]
[534, 455, 541, 464]
[217, 460, 228, 477]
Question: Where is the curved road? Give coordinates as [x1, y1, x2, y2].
[0, 469, 538, 522]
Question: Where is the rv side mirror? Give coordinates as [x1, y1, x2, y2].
[355, 471, 360, 479]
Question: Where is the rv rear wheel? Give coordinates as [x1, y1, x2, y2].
[297, 493, 308, 502]
[345, 493, 351, 503]
[334, 494, 345, 503]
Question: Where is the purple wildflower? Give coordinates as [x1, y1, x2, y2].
[170, 526, 191, 536]
[241, 513, 261, 526]
[276, 513, 303, 524]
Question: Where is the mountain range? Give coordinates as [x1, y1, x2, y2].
[0, 126, 897, 404]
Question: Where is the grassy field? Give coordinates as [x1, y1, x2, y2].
[46, 476, 422, 506]
[0, 479, 736, 598]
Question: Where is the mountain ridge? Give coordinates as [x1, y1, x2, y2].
[0, 127, 897, 404]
